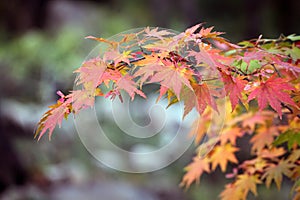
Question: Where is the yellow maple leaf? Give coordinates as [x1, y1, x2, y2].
[210, 143, 239, 172]
[235, 174, 262, 199]
[262, 160, 295, 189]
[219, 183, 244, 200]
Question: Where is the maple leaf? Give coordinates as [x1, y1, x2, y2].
[180, 157, 210, 188]
[188, 43, 218, 70]
[85, 35, 119, 49]
[75, 57, 107, 88]
[240, 157, 268, 174]
[100, 69, 122, 86]
[250, 126, 279, 152]
[149, 59, 193, 99]
[288, 149, 300, 163]
[221, 73, 247, 110]
[133, 56, 162, 86]
[181, 82, 218, 117]
[272, 56, 300, 76]
[193, 83, 218, 114]
[262, 160, 295, 189]
[220, 183, 244, 200]
[210, 143, 239, 172]
[220, 127, 244, 145]
[259, 147, 286, 159]
[198, 26, 224, 38]
[173, 24, 201, 42]
[103, 50, 132, 67]
[273, 130, 300, 150]
[235, 174, 262, 198]
[35, 102, 70, 140]
[188, 109, 212, 144]
[144, 27, 173, 40]
[247, 75, 297, 118]
[239, 50, 270, 64]
[67, 89, 95, 113]
[240, 111, 274, 132]
[115, 75, 146, 100]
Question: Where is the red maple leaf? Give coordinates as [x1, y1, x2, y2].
[247, 75, 297, 118]
[193, 83, 218, 114]
[221, 73, 247, 110]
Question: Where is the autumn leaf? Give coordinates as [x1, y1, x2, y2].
[220, 127, 244, 145]
[188, 109, 212, 144]
[67, 89, 95, 113]
[115, 75, 146, 100]
[250, 126, 279, 152]
[240, 111, 274, 132]
[287, 149, 300, 163]
[188, 43, 218, 70]
[220, 183, 243, 200]
[193, 83, 218, 114]
[103, 50, 133, 67]
[221, 73, 247, 110]
[235, 174, 262, 198]
[144, 27, 174, 40]
[247, 75, 297, 118]
[182, 82, 218, 117]
[180, 156, 210, 188]
[259, 147, 286, 159]
[133, 56, 162, 86]
[262, 160, 295, 189]
[75, 57, 107, 88]
[85, 35, 118, 49]
[240, 157, 268, 174]
[35, 101, 71, 140]
[210, 143, 239, 172]
[198, 26, 224, 38]
[173, 24, 201, 42]
[149, 59, 193, 98]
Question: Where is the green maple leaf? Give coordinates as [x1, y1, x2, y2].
[273, 130, 300, 150]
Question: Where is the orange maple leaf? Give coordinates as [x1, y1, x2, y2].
[220, 127, 244, 145]
[188, 109, 212, 144]
[210, 143, 239, 172]
[220, 183, 243, 200]
[259, 147, 286, 159]
[250, 126, 279, 152]
[180, 157, 210, 188]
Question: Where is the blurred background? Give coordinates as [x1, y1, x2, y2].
[0, 0, 299, 199]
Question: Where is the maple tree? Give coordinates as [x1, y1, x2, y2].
[35, 24, 300, 199]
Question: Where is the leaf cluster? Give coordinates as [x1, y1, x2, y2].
[35, 24, 300, 199]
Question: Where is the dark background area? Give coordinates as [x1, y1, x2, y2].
[0, 0, 299, 199]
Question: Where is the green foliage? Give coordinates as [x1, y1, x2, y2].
[273, 130, 300, 151]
